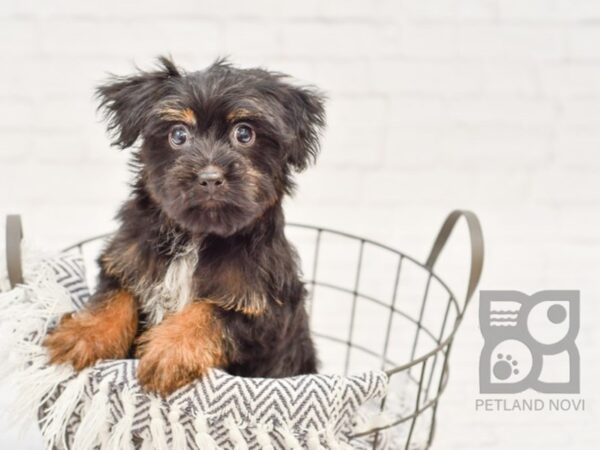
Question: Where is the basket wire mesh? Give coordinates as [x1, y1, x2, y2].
[64, 210, 483, 450]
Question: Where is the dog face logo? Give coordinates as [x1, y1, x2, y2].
[96, 57, 325, 237]
[479, 290, 580, 394]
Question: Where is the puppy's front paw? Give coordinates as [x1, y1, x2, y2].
[136, 336, 206, 397]
[44, 313, 107, 371]
[136, 303, 225, 397]
[44, 291, 138, 371]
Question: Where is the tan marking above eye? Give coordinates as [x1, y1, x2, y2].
[159, 107, 197, 126]
[227, 108, 260, 122]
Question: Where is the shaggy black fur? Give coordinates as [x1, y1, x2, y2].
[91, 57, 325, 381]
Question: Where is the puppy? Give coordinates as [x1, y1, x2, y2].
[44, 57, 326, 396]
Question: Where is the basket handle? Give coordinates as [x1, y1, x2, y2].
[425, 210, 484, 310]
[5, 215, 24, 289]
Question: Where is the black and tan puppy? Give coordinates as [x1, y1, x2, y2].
[44, 57, 325, 396]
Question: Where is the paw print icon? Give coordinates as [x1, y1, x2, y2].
[479, 290, 580, 394]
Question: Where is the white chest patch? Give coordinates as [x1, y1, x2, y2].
[141, 243, 199, 325]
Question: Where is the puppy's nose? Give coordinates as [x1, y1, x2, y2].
[198, 166, 225, 190]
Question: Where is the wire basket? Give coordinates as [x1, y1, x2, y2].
[63, 209, 483, 450]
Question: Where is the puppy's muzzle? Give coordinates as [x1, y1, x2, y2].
[198, 165, 225, 192]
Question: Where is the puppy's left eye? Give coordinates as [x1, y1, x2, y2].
[169, 125, 189, 148]
[232, 123, 255, 146]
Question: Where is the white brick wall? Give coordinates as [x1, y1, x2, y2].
[1, 1, 599, 448]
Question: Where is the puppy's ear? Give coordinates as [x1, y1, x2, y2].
[284, 86, 326, 171]
[96, 57, 180, 148]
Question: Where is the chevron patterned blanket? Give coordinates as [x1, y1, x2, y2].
[0, 253, 400, 449]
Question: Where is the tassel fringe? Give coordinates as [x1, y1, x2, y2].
[148, 397, 169, 450]
[255, 423, 275, 450]
[307, 428, 323, 450]
[168, 407, 187, 450]
[279, 425, 303, 450]
[226, 417, 249, 450]
[194, 412, 218, 450]
[106, 386, 136, 450]
[40, 368, 90, 448]
[71, 378, 112, 450]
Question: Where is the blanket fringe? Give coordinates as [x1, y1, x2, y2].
[106, 386, 136, 450]
[9, 359, 72, 429]
[325, 426, 349, 450]
[194, 412, 218, 450]
[307, 428, 323, 450]
[40, 368, 90, 448]
[279, 425, 303, 450]
[226, 416, 249, 450]
[71, 378, 112, 450]
[168, 407, 187, 450]
[148, 397, 170, 450]
[255, 423, 275, 450]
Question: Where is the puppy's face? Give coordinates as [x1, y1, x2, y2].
[97, 58, 325, 236]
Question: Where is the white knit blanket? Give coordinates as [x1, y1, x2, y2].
[0, 253, 396, 450]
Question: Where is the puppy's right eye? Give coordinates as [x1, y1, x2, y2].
[168, 125, 189, 148]
[232, 123, 255, 147]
